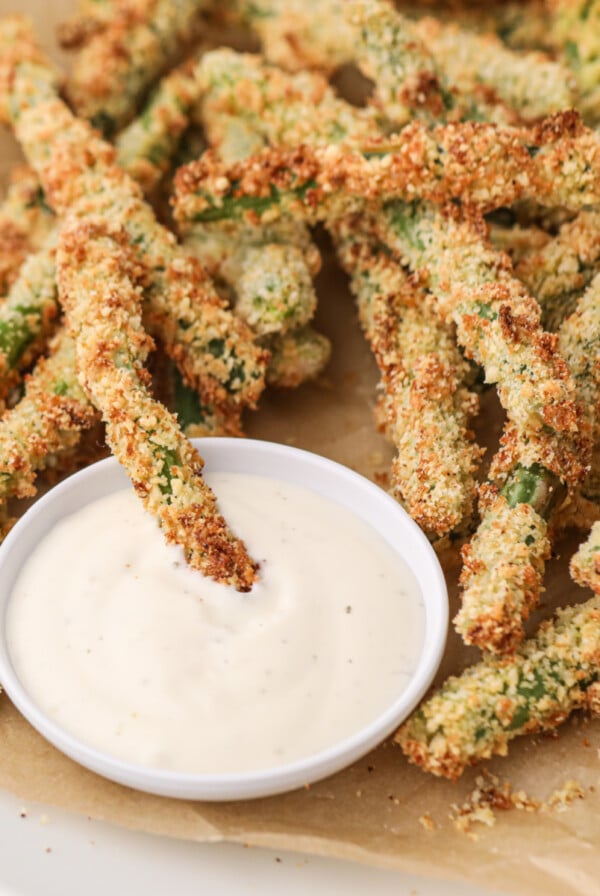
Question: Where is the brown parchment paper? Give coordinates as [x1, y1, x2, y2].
[1, 3, 599, 894]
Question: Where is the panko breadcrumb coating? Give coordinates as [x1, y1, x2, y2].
[58, 219, 258, 591]
[264, 327, 331, 389]
[57, 0, 143, 49]
[0, 327, 96, 507]
[174, 116, 600, 219]
[231, 0, 355, 75]
[63, 0, 210, 135]
[0, 165, 54, 294]
[515, 211, 600, 331]
[333, 216, 480, 538]
[571, 523, 600, 594]
[397, 596, 600, 779]
[549, 0, 600, 125]
[412, 15, 575, 122]
[455, 270, 600, 653]
[345, 0, 449, 125]
[0, 16, 267, 414]
[196, 49, 378, 158]
[0, 234, 60, 404]
[456, 493, 550, 653]
[116, 57, 204, 194]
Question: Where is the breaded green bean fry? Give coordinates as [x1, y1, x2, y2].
[234, 243, 316, 336]
[0, 164, 54, 294]
[116, 59, 202, 194]
[549, 0, 600, 124]
[64, 0, 209, 135]
[0, 326, 96, 505]
[58, 219, 257, 591]
[516, 211, 600, 331]
[196, 48, 377, 160]
[412, 15, 575, 122]
[333, 217, 480, 537]
[455, 271, 600, 653]
[571, 523, 600, 594]
[174, 115, 600, 220]
[264, 327, 331, 389]
[0, 17, 267, 412]
[396, 596, 600, 779]
[0, 234, 59, 403]
[377, 200, 586, 482]
[231, 0, 354, 74]
[344, 0, 448, 125]
[57, 0, 133, 48]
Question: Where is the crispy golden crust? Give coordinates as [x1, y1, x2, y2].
[0, 165, 54, 293]
[0, 16, 59, 127]
[116, 57, 203, 194]
[263, 326, 331, 389]
[378, 203, 588, 485]
[516, 210, 600, 329]
[0, 20, 267, 412]
[397, 597, 600, 779]
[64, 0, 208, 132]
[412, 15, 575, 122]
[455, 268, 600, 654]
[197, 49, 377, 161]
[174, 114, 600, 220]
[0, 235, 61, 405]
[234, 0, 355, 75]
[334, 216, 481, 537]
[456, 494, 550, 653]
[0, 326, 97, 505]
[58, 219, 258, 591]
[57, 0, 149, 49]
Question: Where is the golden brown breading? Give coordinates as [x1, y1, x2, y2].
[0, 165, 54, 294]
[333, 215, 481, 538]
[0, 326, 97, 505]
[58, 218, 258, 591]
[0, 17, 267, 414]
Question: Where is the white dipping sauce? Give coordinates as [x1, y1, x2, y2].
[8, 473, 424, 774]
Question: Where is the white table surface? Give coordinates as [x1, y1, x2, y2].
[0, 788, 505, 896]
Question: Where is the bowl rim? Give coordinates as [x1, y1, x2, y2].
[0, 437, 448, 801]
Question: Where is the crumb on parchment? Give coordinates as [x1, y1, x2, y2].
[434, 771, 587, 839]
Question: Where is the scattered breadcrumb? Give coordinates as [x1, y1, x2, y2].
[446, 771, 586, 839]
[418, 813, 436, 832]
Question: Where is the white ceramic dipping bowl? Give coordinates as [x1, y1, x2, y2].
[0, 438, 447, 801]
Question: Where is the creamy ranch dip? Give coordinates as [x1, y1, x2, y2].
[8, 473, 425, 774]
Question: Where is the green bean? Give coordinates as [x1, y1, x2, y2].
[0, 18, 267, 412]
[0, 326, 96, 504]
[0, 234, 59, 403]
[412, 15, 574, 122]
[231, 0, 354, 74]
[116, 59, 202, 193]
[396, 596, 600, 779]
[264, 327, 331, 389]
[64, 0, 210, 135]
[550, 0, 600, 124]
[175, 119, 600, 221]
[333, 217, 480, 538]
[455, 272, 600, 653]
[0, 164, 54, 294]
[58, 217, 258, 591]
[516, 211, 600, 332]
[196, 48, 377, 161]
[571, 522, 600, 594]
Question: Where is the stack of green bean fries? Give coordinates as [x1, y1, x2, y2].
[1, 0, 599, 781]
